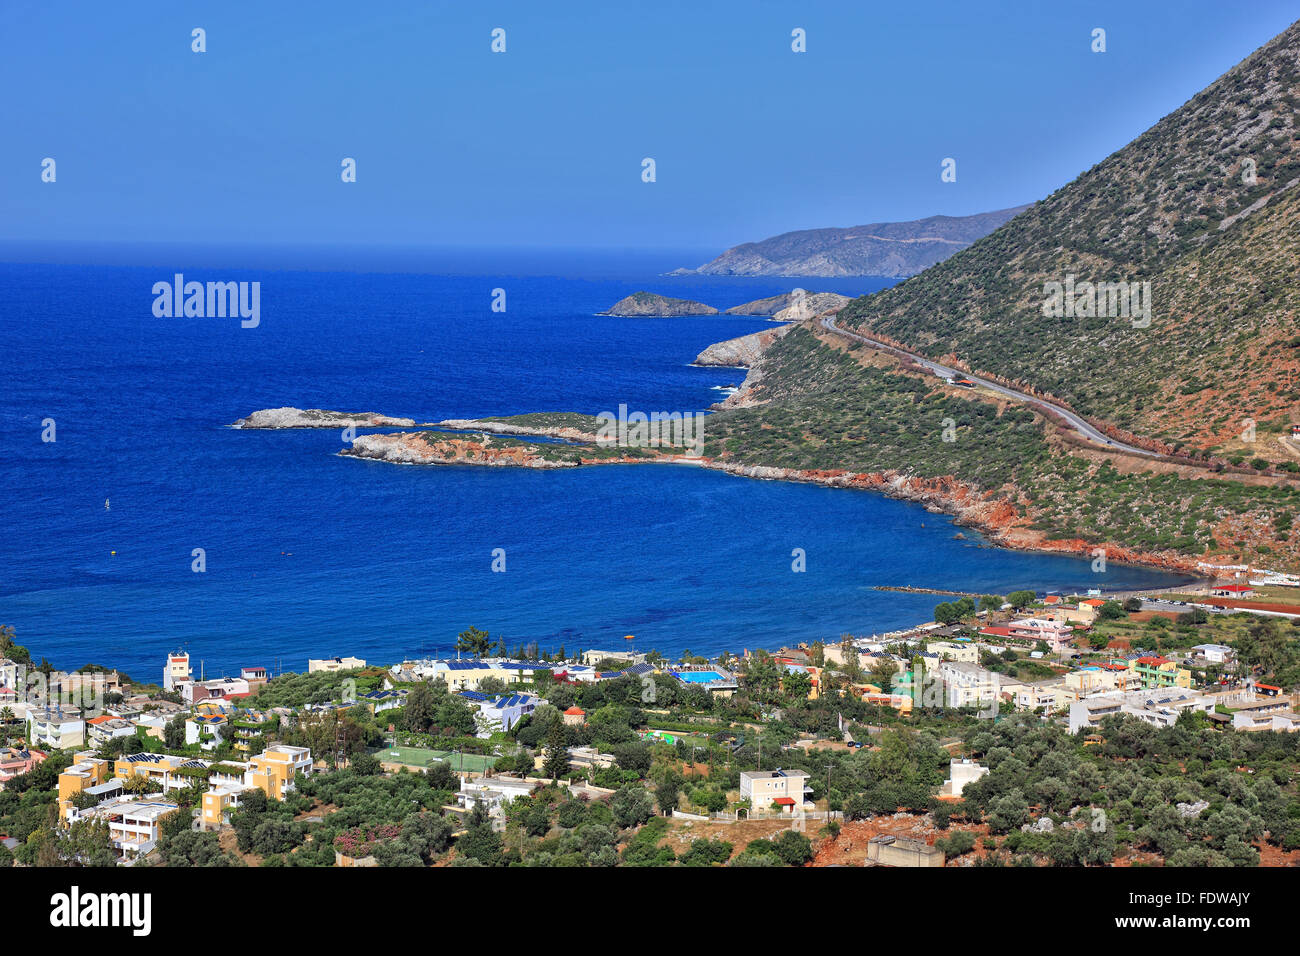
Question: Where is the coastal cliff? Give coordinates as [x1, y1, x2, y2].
[693, 325, 792, 367]
[233, 407, 417, 429]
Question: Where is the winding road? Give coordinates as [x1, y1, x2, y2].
[819, 314, 1159, 459]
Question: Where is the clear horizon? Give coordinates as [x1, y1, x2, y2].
[2, 1, 1297, 249]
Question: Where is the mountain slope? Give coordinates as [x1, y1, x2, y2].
[683, 206, 1030, 277]
[701, 19, 1300, 571]
[837, 20, 1300, 454]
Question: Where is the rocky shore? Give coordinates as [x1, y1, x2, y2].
[435, 417, 601, 442]
[695, 460, 1203, 574]
[340, 432, 580, 468]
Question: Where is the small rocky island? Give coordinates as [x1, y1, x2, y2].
[601, 292, 719, 316]
[232, 407, 418, 429]
[600, 289, 851, 321]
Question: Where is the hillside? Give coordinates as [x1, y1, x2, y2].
[701, 20, 1300, 572]
[681, 206, 1029, 277]
[836, 20, 1300, 456]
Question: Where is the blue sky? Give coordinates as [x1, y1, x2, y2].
[2, 1, 1296, 254]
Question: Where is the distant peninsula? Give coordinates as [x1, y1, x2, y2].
[231, 408, 418, 429]
[674, 205, 1031, 277]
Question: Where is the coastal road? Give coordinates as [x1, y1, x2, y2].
[819, 314, 1159, 458]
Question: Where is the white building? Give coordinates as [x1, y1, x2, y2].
[85, 717, 137, 746]
[0, 658, 24, 697]
[70, 796, 179, 862]
[946, 759, 989, 797]
[938, 661, 1002, 709]
[1068, 688, 1213, 735]
[162, 651, 191, 692]
[739, 769, 813, 811]
[1190, 644, 1234, 664]
[308, 656, 366, 673]
[457, 775, 536, 821]
[26, 707, 86, 750]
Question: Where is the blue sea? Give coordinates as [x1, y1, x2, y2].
[0, 246, 1190, 681]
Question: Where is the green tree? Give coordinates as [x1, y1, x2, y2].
[457, 801, 502, 866]
[611, 785, 654, 829]
[1097, 600, 1126, 621]
[541, 722, 569, 783]
[455, 627, 493, 658]
[163, 714, 187, 750]
[1007, 590, 1037, 610]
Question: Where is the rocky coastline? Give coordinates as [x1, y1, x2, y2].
[340, 432, 580, 468]
[693, 325, 792, 367]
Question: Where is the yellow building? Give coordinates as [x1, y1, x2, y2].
[246, 745, 312, 800]
[57, 753, 111, 818]
[200, 746, 313, 829]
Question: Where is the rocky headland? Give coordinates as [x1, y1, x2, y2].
[724, 291, 851, 320]
[693, 325, 793, 367]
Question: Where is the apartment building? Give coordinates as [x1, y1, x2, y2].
[739, 769, 813, 811]
[86, 715, 137, 746]
[456, 775, 536, 823]
[392, 658, 551, 692]
[1233, 708, 1300, 732]
[70, 797, 179, 862]
[114, 753, 211, 793]
[27, 707, 86, 750]
[163, 651, 192, 691]
[1068, 688, 1212, 734]
[182, 676, 250, 705]
[926, 641, 978, 664]
[1128, 656, 1193, 690]
[938, 661, 1003, 709]
[1014, 678, 1067, 713]
[57, 753, 113, 816]
[246, 745, 312, 799]
[198, 746, 314, 828]
[1007, 618, 1076, 650]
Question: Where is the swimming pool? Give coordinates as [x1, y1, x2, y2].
[674, 671, 724, 683]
